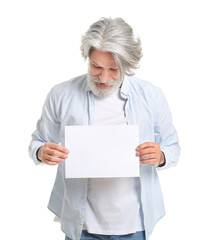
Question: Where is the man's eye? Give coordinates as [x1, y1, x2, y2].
[110, 68, 117, 71]
[93, 64, 102, 69]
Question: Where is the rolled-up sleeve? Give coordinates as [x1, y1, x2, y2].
[154, 87, 180, 170]
[28, 87, 61, 165]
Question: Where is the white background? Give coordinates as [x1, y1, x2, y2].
[0, 0, 211, 239]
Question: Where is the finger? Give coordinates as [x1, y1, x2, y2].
[46, 148, 69, 160]
[140, 153, 157, 160]
[136, 142, 157, 151]
[45, 154, 66, 163]
[140, 158, 158, 166]
[136, 148, 156, 156]
[45, 142, 70, 154]
[43, 159, 59, 166]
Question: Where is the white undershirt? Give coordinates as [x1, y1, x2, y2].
[84, 89, 144, 235]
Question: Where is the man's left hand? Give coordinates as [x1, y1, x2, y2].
[136, 142, 164, 167]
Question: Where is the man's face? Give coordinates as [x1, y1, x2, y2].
[88, 49, 123, 98]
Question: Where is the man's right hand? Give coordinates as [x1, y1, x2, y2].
[37, 142, 70, 165]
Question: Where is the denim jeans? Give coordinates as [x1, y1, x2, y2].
[65, 230, 146, 240]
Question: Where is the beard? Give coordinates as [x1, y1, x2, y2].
[87, 72, 123, 99]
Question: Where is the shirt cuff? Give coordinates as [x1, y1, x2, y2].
[31, 143, 44, 165]
[158, 151, 166, 167]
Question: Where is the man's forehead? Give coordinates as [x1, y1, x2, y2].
[89, 49, 117, 67]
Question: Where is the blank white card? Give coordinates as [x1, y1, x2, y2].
[65, 125, 140, 178]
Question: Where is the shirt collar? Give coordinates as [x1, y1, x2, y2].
[85, 73, 91, 92]
[120, 75, 130, 98]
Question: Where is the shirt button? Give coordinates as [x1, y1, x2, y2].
[83, 178, 87, 182]
[81, 196, 86, 200]
[79, 215, 83, 219]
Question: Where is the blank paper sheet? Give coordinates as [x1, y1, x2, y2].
[65, 125, 140, 178]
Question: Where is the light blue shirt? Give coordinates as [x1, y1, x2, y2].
[29, 74, 180, 240]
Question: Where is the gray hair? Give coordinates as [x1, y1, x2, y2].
[80, 17, 143, 79]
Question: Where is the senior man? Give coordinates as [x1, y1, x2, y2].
[29, 17, 180, 240]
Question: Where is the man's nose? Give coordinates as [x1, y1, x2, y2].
[99, 70, 111, 83]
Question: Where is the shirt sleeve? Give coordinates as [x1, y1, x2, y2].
[28, 87, 61, 165]
[153, 87, 180, 170]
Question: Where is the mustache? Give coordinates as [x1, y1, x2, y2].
[90, 75, 117, 86]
